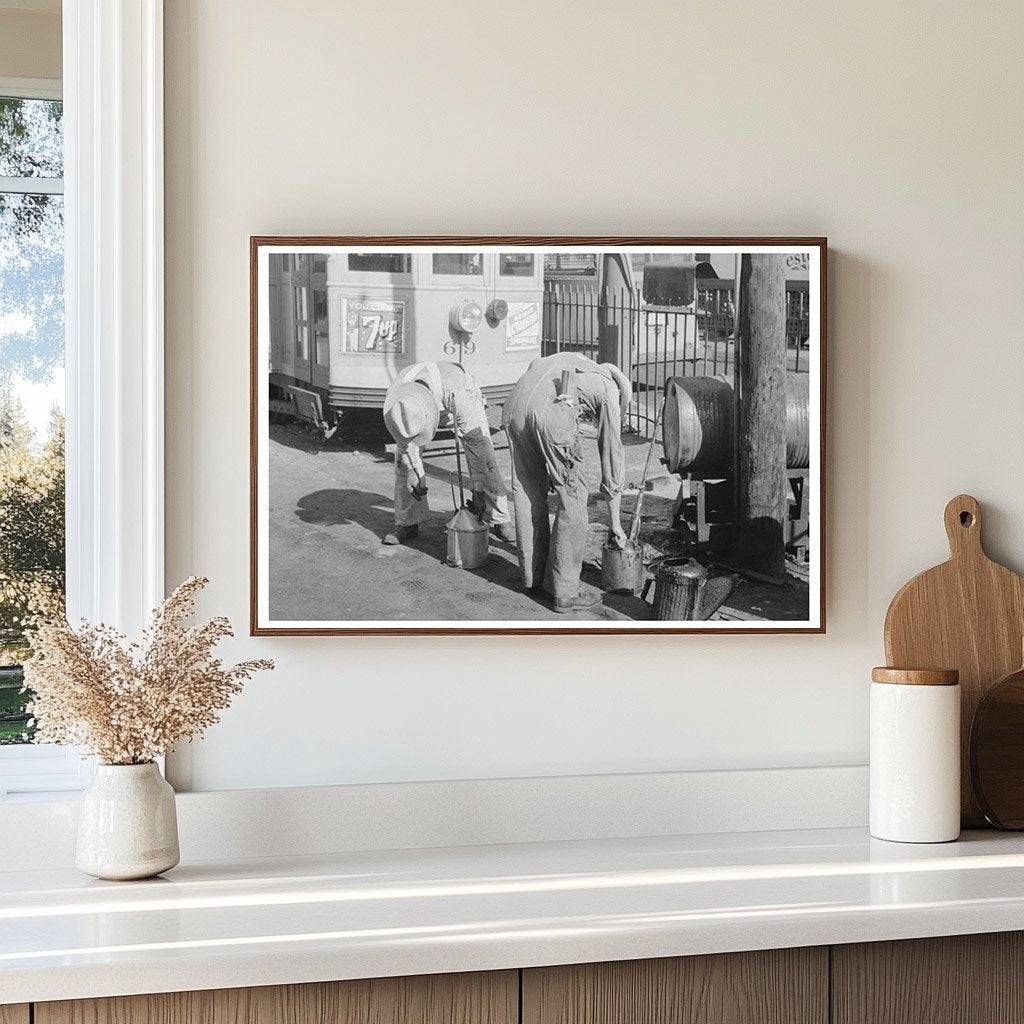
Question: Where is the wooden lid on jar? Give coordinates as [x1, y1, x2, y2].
[871, 667, 959, 686]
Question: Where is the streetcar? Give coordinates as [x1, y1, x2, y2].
[268, 251, 544, 436]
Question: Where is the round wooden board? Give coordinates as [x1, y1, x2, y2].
[970, 665, 1024, 829]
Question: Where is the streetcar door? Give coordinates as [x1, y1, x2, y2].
[279, 254, 330, 388]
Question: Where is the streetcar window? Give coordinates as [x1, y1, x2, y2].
[432, 253, 483, 276]
[499, 254, 534, 277]
[312, 254, 328, 274]
[313, 289, 329, 367]
[347, 253, 411, 274]
[294, 287, 309, 360]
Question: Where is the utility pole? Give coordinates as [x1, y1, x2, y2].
[734, 253, 788, 577]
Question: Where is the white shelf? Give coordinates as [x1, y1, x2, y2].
[4, 827, 1024, 1004]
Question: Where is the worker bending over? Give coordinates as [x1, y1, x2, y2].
[502, 353, 631, 613]
[383, 361, 514, 546]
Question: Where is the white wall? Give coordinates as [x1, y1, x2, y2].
[0, 5, 61, 80]
[164, 0, 1024, 792]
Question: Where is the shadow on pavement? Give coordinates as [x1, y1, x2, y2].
[292, 489, 654, 622]
[600, 591, 653, 620]
[294, 487, 452, 561]
[460, 539, 552, 614]
[295, 488, 394, 531]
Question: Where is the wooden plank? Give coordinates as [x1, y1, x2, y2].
[522, 949, 828, 1024]
[36, 971, 517, 1024]
[0, 1006, 29, 1024]
[832, 933, 1024, 1024]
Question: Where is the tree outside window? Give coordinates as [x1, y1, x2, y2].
[0, 95, 65, 744]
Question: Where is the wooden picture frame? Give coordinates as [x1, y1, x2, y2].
[250, 237, 827, 635]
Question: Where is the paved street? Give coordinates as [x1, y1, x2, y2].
[267, 412, 669, 623]
[267, 406, 810, 624]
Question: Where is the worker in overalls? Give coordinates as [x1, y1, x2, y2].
[502, 353, 631, 613]
[383, 361, 515, 546]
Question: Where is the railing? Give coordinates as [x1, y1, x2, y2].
[542, 281, 811, 435]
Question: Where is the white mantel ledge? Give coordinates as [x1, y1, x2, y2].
[4, 827, 1024, 1004]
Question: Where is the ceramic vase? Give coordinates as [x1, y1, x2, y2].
[76, 762, 180, 880]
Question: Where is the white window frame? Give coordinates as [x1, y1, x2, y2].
[0, 0, 165, 799]
[0, 77, 61, 101]
[0, 77, 64, 193]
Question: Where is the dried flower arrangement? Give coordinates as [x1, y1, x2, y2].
[22, 576, 273, 765]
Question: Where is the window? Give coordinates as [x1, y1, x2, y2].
[313, 288, 329, 367]
[499, 253, 534, 277]
[543, 253, 597, 278]
[293, 287, 310, 359]
[0, 8, 167, 798]
[432, 253, 482, 276]
[0, 92, 65, 753]
[347, 253, 411, 274]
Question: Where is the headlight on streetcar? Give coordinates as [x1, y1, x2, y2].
[449, 299, 483, 334]
[485, 298, 509, 327]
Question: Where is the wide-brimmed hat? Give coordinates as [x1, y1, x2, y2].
[599, 362, 633, 412]
[383, 381, 440, 447]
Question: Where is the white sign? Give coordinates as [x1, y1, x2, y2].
[505, 301, 541, 351]
[344, 298, 405, 354]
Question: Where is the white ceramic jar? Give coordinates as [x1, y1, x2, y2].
[869, 667, 960, 843]
[76, 762, 180, 880]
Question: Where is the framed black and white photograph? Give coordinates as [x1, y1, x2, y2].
[250, 237, 826, 634]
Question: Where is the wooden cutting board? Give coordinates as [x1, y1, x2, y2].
[884, 494, 1024, 826]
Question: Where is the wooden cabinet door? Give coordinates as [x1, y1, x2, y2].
[523, 948, 828, 1024]
[832, 932, 1024, 1024]
[0, 1006, 29, 1024]
[35, 971, 517, 1024]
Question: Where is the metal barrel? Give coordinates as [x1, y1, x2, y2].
[784, 373, 810, 469]
[662, 373, 810, 473]
[652, 558, 709, 621]
[662, 375, 733, 473]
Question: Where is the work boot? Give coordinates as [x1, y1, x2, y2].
[491, 522, 517, 544]
[382, 525, 419, 546]
[553, 585, 602, 614]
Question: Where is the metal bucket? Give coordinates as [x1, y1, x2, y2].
[652, 558, 708, 620]
[446, 508, 489, 569]
[600, 541, 645, 595]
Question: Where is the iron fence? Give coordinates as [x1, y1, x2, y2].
[541, 281, 811, 435]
